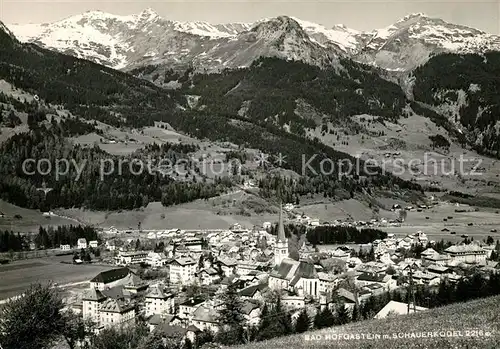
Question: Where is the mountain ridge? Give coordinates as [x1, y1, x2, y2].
[8, 10, 500, 72]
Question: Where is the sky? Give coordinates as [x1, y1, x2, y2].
[1, 0, 499, 34]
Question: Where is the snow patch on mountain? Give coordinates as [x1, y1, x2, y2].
[7, 10, 500, 73]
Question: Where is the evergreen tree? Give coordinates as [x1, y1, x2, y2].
[294, 309, 310, 333]
[335, 304, 350, 325]
[351, 303, 360, 322]
[274, 295, 293, 336]
[215, 284, 244, 345]
[314, 307, 334, 329]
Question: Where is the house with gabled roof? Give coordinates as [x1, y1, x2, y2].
[241, 299, 261, 326]
[155, 324, 200, 345]
[77, 238, 87, 249]
[178, 298, 205, 323]
[237, 283, 268, 301]
[168, 257, 197, 284]
[196, 267, 220, 285]
[355, 272, 397, 291]
[99, 298, 135, 329]
[82, 288, 107, 322]
[191, 304, 220, 333]
[216, 258, 238, 277]
[145, 285, 175, 317]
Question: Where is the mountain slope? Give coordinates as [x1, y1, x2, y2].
[355, 13, 500, 71]
[231, 295, 500, 349]
[8, 11, 500, 72]
[411, 51, 500, 157]
[8, 11, 342, 73]
[0, 23, 423, 212]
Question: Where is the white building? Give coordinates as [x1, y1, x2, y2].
[77, 238, 87, 249]
[89, 240, 98, 248]
[60, 244, 71, 251]
[178, 298, 205, 322]
[445, 244, 487, 264]
[145, 285, 175, 317]
[169, 257, 197, 284]
[191, 304, 220, 333]
[99, 299, 135, 328]
[116, 251, 148, 265]
[282, 295, 305, 309]
[145, 252, 168, 268]
[196, 267, 220, 285]
[374, 301, 427, 319]
[82, 288, 107, 322]
[105, 240, 116, 251]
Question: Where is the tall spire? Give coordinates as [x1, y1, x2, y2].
[277, 202, 286, 242]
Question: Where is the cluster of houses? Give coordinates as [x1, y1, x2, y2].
[59, 238, 98, 252]
[74, 205, 498, 339]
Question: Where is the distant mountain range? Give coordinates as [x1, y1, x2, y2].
[8, 9, 500, 73]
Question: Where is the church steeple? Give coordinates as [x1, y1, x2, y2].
[277, 202, 286, 243]
[274, 202, 288, 266]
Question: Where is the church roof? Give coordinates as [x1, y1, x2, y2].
[270, 258, 318, 281]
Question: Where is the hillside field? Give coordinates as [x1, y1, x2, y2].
[232, 295, 500, 349]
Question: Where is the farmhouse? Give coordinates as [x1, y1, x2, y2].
[60, 244, 71, 251]
[356, 272, 397, 291]
[77, 238, 87, 249]
[89, 240, 98, 248]
[196, 267, 220, 285]
[216, 258, 238, 277]
[241, 300, 261, 326]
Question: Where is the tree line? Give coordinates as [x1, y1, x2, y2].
[306, 226, 388, 245]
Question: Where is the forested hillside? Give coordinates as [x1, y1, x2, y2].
[412, 52, 500, 157]
[176, 57, 408, 134]
[0, 24, 425, 211]
[0, 129, 231, 210]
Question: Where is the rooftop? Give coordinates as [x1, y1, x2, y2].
[90, 267, 130, 284]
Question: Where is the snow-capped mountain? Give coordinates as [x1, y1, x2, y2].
[354, 13, 500, 71]
[7, 10, 500, 73]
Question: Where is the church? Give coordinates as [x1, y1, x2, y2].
[268, 204, 321, 299]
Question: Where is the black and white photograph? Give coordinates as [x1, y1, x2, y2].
[0, 0, 499, 348]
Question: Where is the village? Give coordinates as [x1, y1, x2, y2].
[64, 203, 500, 343]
